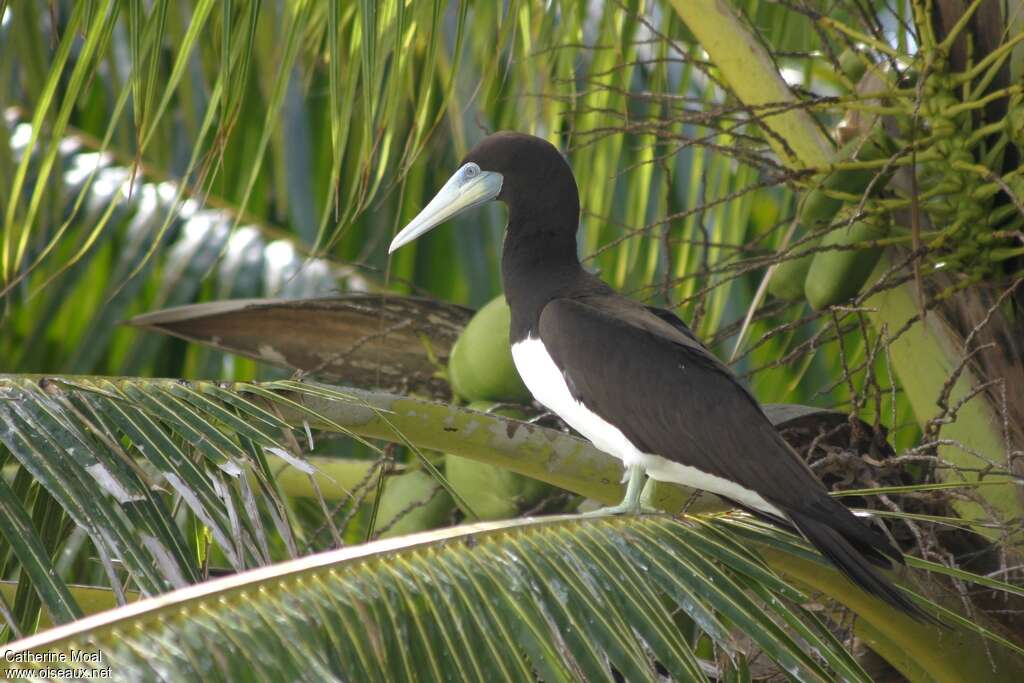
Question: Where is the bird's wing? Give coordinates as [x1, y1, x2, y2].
[642, 304, 700, 343]
[538, 297, 916, 614]
[537, 296, 825, 511]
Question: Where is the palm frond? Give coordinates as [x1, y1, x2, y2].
[4, 515, 874, 683]
[3, 373, 1023, 680]
[4, 0, 1024, 676]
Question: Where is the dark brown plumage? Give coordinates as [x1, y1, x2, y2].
[392, 131, 933, 621]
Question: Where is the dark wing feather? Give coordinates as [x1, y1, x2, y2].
[539, 296, 822, 507]
[643, 305, 700, 343]
[537, 296, 935, 619]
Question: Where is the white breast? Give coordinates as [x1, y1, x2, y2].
[511, 336, 783, 517]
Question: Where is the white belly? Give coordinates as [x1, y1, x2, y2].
[511, 336, 783, 517]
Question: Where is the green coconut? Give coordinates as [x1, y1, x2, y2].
[804, 215, 888, 310]
[768, 133, 892, 302]
[448, 295, 532, 403]
[444, 402, 558, 519]
[375, 469, 454, 538]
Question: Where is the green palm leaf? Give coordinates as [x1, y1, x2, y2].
[4, 515, 871, 683]
[4, 1, 1024, 680]
[2, 373, 1022, 681]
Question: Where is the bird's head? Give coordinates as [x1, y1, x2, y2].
[388, 132, 577, 254]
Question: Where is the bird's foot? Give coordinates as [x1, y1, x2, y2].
[580, 502, 658, 517]
[580, 465, 658, 516]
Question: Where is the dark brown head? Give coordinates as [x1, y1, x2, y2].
[388, 132, 580, 255]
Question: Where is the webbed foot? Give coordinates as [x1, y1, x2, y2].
[580, 464, 657, 517]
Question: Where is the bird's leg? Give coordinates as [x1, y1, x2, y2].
[581, 464, 656, 516]
[639, 477, 657, 509]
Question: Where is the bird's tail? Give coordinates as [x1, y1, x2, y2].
[786, 507, 939, 624]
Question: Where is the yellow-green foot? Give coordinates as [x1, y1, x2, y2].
[580, 464, 657, 517]
[580, 501, 658, 517]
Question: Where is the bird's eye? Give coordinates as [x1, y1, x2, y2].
[464, 163, 480, 178]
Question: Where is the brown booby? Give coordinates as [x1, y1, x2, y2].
[389, 132, 928, 620]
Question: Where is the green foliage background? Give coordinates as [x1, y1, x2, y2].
[1, 1, 1023, 680]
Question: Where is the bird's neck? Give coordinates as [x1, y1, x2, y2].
[500, 194, 597, 342]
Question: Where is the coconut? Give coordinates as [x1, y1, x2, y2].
[444, 402, 558, 519]
[448, 295, 531, 403]
[375, 469, 454, 538]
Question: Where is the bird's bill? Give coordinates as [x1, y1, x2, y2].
[388, 166, 503, 253]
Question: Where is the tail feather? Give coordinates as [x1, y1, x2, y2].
[732, 499, 899, 568]
[807, 501, 904, 569]
[786, 508, 939, 624]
